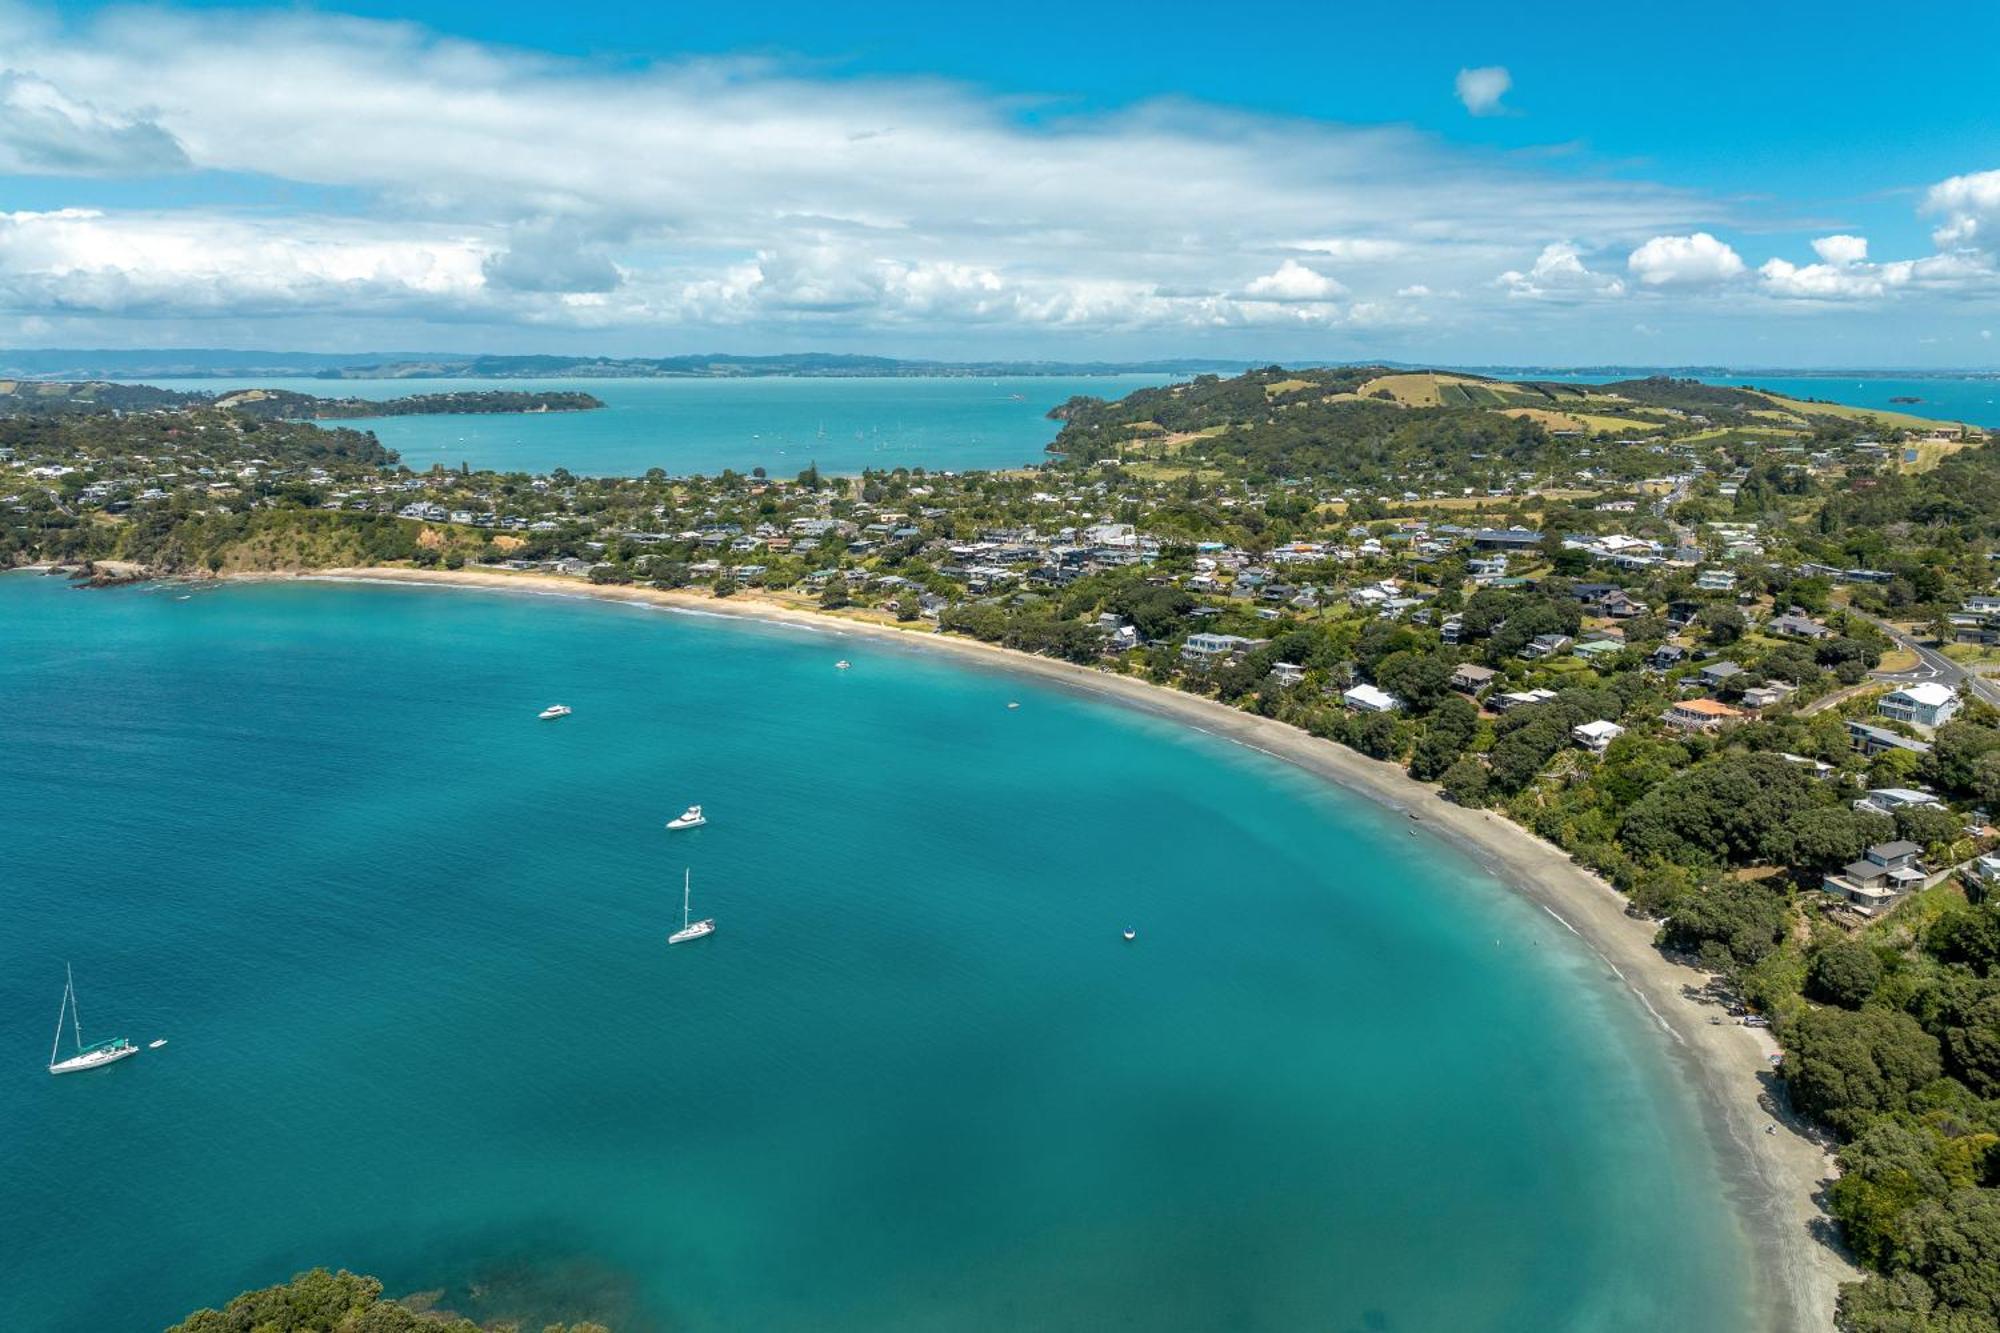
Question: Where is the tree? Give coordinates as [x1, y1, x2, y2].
[1944, 991, 2000, 1097]
[1932, 906, 2000, 976]
[1807, 940, 1885, 1008]
[1374, 650, 1452, 713]
[1783, 1006, 1943, 1136]
[1924, 722, 2000, 798]
[1659, 878, 1790, 969]
[1700, 603, 1747, 645]
[1904, 1189, 2000, 1322]
[166, 1269, 494, 1333]
[1894, 803, 1965, 862]
[1441, 754, 1490, 807]
[1775, 806, 1896, 875]
[1408, 696, 1478, 781]
[1830, 1119, 1955, 1270]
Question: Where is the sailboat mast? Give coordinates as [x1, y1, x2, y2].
[51, 971, 69, 1067]
[67, 962, 82, 1053]
[683, 869, 691, 930]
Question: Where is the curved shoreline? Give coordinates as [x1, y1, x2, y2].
[257, 565, 1851, 1330]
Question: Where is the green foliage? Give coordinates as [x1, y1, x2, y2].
[1619, 752, 1819, 867]
[1784, 1007, 1944, 1137]
[1659, 878, 1791, 969]
[1808, 940, 1887, 1008]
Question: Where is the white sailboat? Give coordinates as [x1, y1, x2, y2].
[48, 964, 138, 1075]
[669, 869, 716, 944]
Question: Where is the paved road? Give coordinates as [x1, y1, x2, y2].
[1854, 610, 2000, 708]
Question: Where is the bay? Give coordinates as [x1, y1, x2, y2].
[136, 374, 1179, 478]
[0, 575, 1754, 1331]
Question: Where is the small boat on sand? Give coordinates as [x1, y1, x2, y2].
[538, 704, 572, 720]
[667, 804, 707, 830]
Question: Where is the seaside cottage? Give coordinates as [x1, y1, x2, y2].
[1571, 720, 1625, 753]
[1341, 683, 1403, 713]
[1820, 841, 1926, 915]
[1663, 698, 1744, 732]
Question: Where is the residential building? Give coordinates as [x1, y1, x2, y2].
[1879, 682, 1961, 729]
[1572, 720, 1625, 753]
[1664, 698, 1744, 731]
[1847, 720, 1932, 758]
[1450, 663, 1499, 695]
[1821, 841, 1926, 915]
[1342, 683, 1403, 713]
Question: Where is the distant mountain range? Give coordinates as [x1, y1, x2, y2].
[0, 349, 1255, 381]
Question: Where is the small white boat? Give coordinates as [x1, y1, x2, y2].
[48, 965, 138, 1075]
[669, 869, 716, 944]
[1006, 701, 1020, 710]
[835, 660, 851, 670]
[148, 1039, 167, 1049]
[538, 704, 572, 720]
[666, 804, 707, 830]
[1122, 928, 1137, 942]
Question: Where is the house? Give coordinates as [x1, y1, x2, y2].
[1847, 720, 1932, 758]
[1821, 841, 1926, 915]
[1572, 720, 1625, 753]
[1766, 611, 1833, 641]
[1648, 643, 1689, 672]
[1664, 698, 1745, 731]
[1471, 527, 1544, 551]
[1467, 554, 1509, 580]
[1492, 688, 1559, 713]
[1439, 616, 1465, 645]
[1879, 682, 1961, 729]
[1269, 662, 1307, 688]
[1521, 633, 1573, 661]
[1573, 638, 1626, 664]
[1180, 632, 1265, 666]
[1342, 683, 1403, 713]
[1695, 569, 1737, 592]
[1740, 682, 1794, 710]
[1855, 787, 1943, 817]
[1450, 663, 1499, 695]
[1696, 660, 1746, 689]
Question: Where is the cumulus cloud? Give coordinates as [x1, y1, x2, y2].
[1454, 66, 1512, 117]
[1497, 241, 1625, 299]
[1811, 234, 1868, 266]
[1244, 259, 1345, 302]
[1925, 169, 2000, 252]
[0, 70, 187, 175]
[1626, 232, 1746, 287]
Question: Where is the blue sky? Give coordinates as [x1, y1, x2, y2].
[5, 0, 1999, 365]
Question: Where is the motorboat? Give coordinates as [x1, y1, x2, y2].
[538, 704, 572, 720]
[667, 804, 707, 830]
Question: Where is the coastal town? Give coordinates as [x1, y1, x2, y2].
[9, 364, 2000, 1330]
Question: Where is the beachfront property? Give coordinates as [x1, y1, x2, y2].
[1821, 841, 1926, 915]
[1180, 632, 1266, 667]
[1878, 682, 1961, 730]
[1341, 683, 1402, 713]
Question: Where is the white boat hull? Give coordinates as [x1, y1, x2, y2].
[666, 817, 707, 830]
[669, 919, 716, 944]
[49, 1043, 139, 1075]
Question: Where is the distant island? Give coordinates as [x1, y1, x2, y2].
[1890, 395, 1923, 404]
[0, 380, 603, 420]
[0, 348, 1250, 382]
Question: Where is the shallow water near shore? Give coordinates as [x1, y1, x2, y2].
[1, 574, 1756, 1331]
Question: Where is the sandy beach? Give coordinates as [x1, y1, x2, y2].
[267, 564, 1854, 1330]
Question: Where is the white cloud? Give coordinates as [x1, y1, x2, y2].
[1925, 169, 2000, 251]
[1758, 256, 1890, 300]
[1497, 241, 1625, 299]
[1454, 66, 1512, 117]
[0, 70, 187, 175]
[1811, 234, 1868, 266]
[1244, 259, 1345, 302]
[1626, 232, 1746, 287]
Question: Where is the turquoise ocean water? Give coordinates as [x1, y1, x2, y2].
[0, 574, 1755, 1331]
[139, 374, 1177, 478]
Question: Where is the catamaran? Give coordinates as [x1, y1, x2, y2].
[669, 869, 716, 944]
[48, 965, 138, 1075]
[666, 804, 707, 830]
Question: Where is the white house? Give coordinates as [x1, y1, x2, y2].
[1879, 682, 1961, 729]
[1342, 683, 1403, 713]
[1571, 720, 1626, 753]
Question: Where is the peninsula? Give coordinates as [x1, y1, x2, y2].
[9, 364, 2000, 1332]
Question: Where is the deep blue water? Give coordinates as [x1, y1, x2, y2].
[138, 374, 1177, 478]
[0, 575, 1754, 1331]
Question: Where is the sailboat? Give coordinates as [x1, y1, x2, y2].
[48, 964, 138, 1075]
[669, 869, 716, 944]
